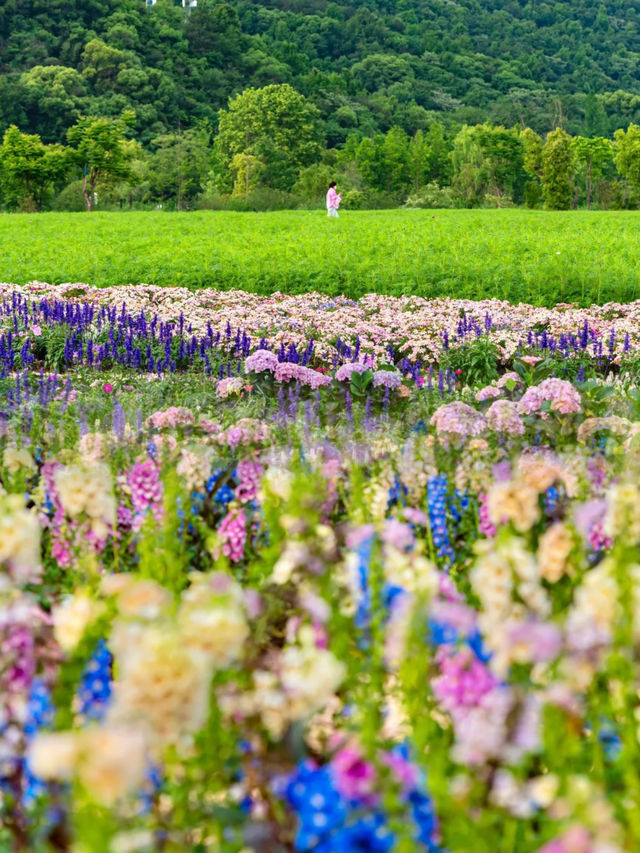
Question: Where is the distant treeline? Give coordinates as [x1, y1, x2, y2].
[4, 0, 640, 148]
[2, 83, 640, 212]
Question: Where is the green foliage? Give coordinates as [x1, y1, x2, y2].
[66, 112, 137, 211]
[542, 128, 575, 210]
[405, 183, 455, 209]
[614, 123, 640, 193]
[214, 84, 324, 192]
[442, 337, 500, 386]
[571, 135, 613, 209]
[0, 125, 68, 210]
[2, 0, 640, 155]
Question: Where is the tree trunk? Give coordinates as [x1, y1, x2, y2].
[82, 171, 92, 212]
[586, 161, 592, 210]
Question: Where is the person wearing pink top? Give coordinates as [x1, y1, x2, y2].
[326, 181, 342, 218]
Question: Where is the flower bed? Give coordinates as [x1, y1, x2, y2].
[0, 289, 639, 853]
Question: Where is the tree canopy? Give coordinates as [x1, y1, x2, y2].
[2, 0, 640, 146]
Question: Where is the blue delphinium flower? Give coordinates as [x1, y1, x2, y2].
[448, 489, 470, 524]
[328, 813, 394, 853]
[428, 620, 491, 664]
[387, 477, 408, 509]
[354, 536, 374, 632]
[77, 639, 112, 721]
[215, 484, 235, 507]
[284, 750, 443, 853]
[427, 475, 454, 566]
[544, 485, 559, 515]
[23, 679, 55, 806]
[286, 763, 348, 852]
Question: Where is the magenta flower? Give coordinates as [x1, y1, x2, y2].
[433, 647, 498, 715]
[331, 746, 377, 802]
[127, 459, 163, 529]
[234, 459, 263, 503]
[218, 507, 247, 563]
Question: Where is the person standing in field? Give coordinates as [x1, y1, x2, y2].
[326, 181, 341, 218]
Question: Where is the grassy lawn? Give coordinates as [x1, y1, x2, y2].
[2, 208, 639, 305]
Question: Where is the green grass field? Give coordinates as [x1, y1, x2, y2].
[3, 208, 640, 305]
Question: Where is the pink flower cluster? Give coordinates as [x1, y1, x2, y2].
[476, 385, 502, 401]
[519, 379, 582, 416]
[217, 419, 270, 449]
[335, 362, 369, 381]
[147, 406, 195, 429]
[536, 826, 595, 853]
[432, 647, 498, 715]
[372, 369, 402, 389]
[486, 400, 525, 435]
[235, 459, 263, 503]
[218, 507, 247, 563]
[478, 492, 497, 537]
[274, 362, 331, 389]
[244, 349, 278, 374]
[331, 746, 378, 803]
[216, 377, 245, 399]
[430, 402, 487, 439]
[127, 459, 164, 528]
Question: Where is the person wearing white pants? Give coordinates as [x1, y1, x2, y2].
[326, 181, 342, 217]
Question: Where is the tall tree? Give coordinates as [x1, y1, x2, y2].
[570, 135, 613, 209]
[67, 112, 136, 211]
[541, 128, 575, 210]
[0, 125, 68, 210]
[521, 127, 544, 207]
[407, 130, 431, 193]
[382, 127, 409, 195]
[614, 124, 640, 194]
[215, 85, 323, 192]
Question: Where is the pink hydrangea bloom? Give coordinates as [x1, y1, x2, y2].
[216, 377, 245, 399]
[486, 399, 525, 435]
[430, 402, 487, 439]
[147, 406, 195, 429]
[476, 385, 501, 401]
[335, 362, 369, 381]
[245, 349, 278, 374]
[274, 362, 331, 389]
[496, 371, 521, 388]
[372, 370, 402, 389]
[381, 519, 414, 550]
[519, 379, 581, 416]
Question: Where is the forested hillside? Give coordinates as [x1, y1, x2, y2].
[2, 0, 640, 146]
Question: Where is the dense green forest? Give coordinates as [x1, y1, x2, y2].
[2, 0, 640, 145]
[3, 0, 640, 210]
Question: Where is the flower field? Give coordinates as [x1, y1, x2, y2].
[2, 283, 640, 852]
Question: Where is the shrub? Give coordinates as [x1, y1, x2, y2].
[51, 180, 87, 213]
[404, 182, 455, 209]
